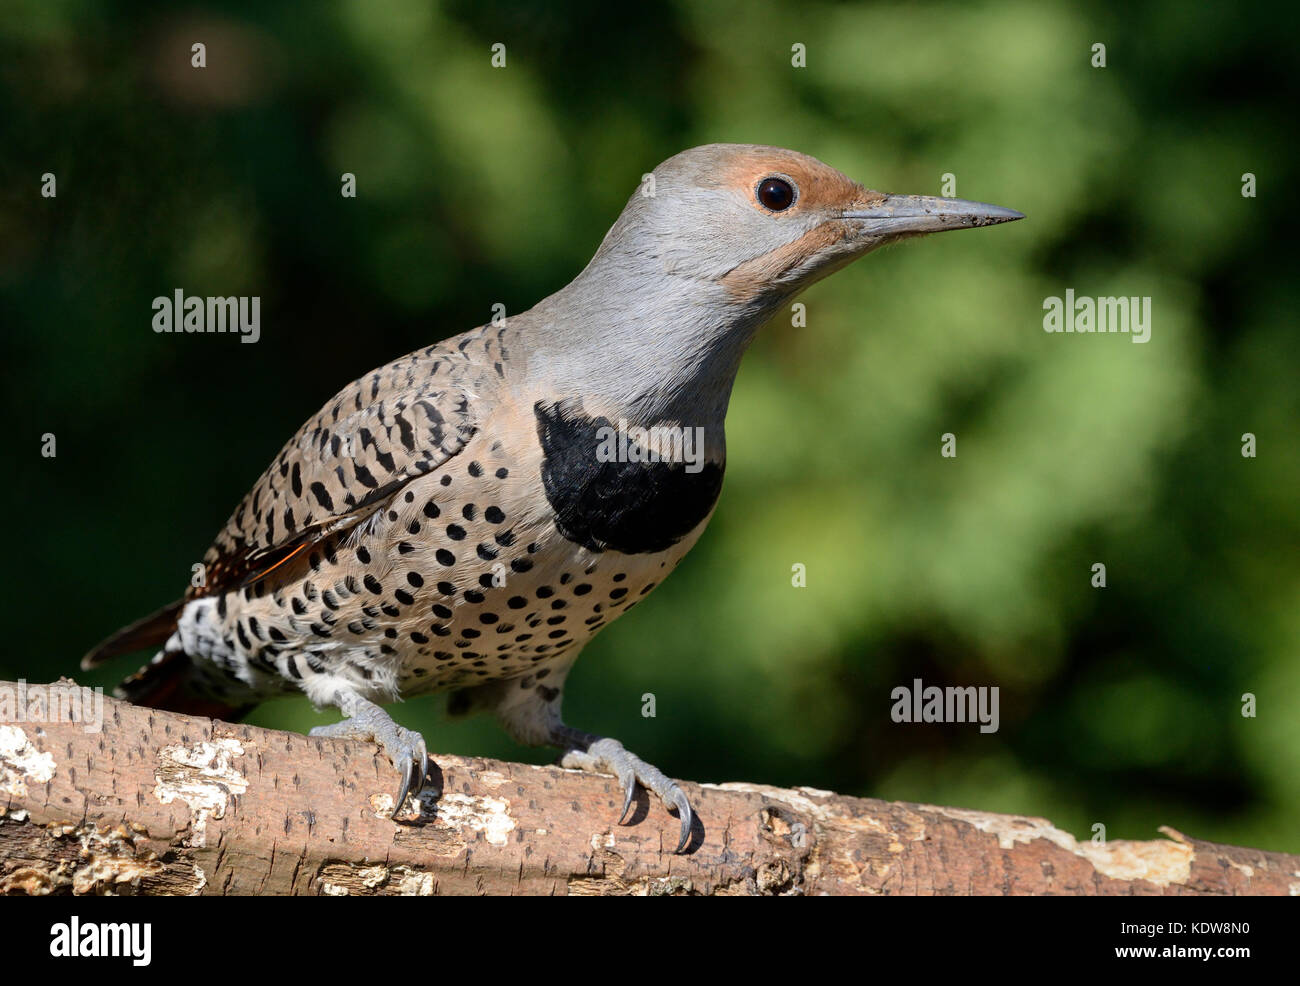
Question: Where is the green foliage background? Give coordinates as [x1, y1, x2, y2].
[2, 1, 1296, 852]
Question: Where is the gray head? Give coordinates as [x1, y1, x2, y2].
[527, 144, 1022, 421]
[591, 143, 1022, 313]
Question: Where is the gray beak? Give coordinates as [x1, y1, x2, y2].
[842, 194, 1024, 237]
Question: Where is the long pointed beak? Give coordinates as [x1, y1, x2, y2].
[842, 194, 1024, 237]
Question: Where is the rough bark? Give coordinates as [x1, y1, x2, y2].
[1, 682, 1295, 896]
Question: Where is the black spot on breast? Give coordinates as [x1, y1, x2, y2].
[535, 400, 723, 554]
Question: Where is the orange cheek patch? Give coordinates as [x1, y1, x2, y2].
[720, 221, 851, 301]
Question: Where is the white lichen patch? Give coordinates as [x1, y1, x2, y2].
[474, 770, 509, 789]
[646, 876, 694, 896]
[931, 805, 1194, 886]
[390, 866, 435, 895]
[1, 822, 172, 896]
[706, 781, 824, 815]
[72, 824, 165, 895]
[435, 793, 515, 846]
[796, 786, 837, 798]
[322, 863, 390, 894]
[705, 780, 901, 841]
[152, 738, 248, 847]
[319, 863, 434, 896]
[0, 725, 56, 799]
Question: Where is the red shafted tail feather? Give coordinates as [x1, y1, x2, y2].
[115, 650, 253, 722]
[81, 599, 185, 670]
[83, 600, 252, 722]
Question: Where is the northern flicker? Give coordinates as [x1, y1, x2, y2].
[84, 144, 1022, 852]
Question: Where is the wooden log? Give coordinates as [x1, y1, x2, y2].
[1, 682, 1295, 895]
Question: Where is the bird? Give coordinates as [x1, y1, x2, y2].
[83, 144, 1022, 853]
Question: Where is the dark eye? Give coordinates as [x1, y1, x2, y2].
[756, 177, 795, 212]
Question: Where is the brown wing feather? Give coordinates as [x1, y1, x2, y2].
[85, 329, 503, 672]
[192, 342, 481, 599]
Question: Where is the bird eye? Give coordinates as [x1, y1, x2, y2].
[756, 177, 796, 212]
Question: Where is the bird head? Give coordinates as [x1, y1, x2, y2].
[603, 143, 1022, 313]
[538, 143, 1023, 422]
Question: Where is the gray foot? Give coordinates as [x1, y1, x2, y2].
[557, 732, 694, 853]
[311, 696, 428, 814]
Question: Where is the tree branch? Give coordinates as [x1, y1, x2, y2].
[1, 681, 1295, 895]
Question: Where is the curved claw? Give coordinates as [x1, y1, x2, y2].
[555, 733, 694, 851]
[670, 788, 694, 854]
[395, 752, 422, 814]
[617, 772, 637, 825]
[411, 737, 429, 796]
[308, 699, 429, 817]
[394, 764, 415, 815]
[391, 735, 428, 814]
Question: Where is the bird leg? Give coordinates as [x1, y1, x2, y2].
[310, 692, 428, 814]
[454, 669, 695, 851]
[550, 724, 695, 854]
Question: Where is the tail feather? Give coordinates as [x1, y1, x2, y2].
[85, 600, 252, 722]
[117, 650, 252, 722]
[82, 599, 185, 669]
